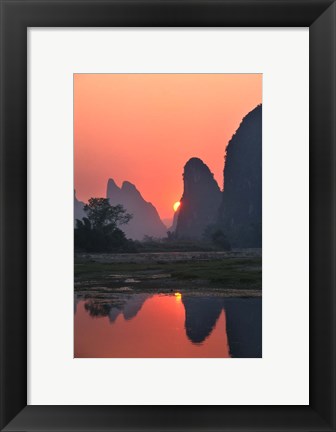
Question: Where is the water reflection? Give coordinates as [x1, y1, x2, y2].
[74, 292, 261, 358]
[183, 296, 223, 344]
[182, 296, 262, 357]
[84, 293, 151, 323]
[224, 298, 262, 358]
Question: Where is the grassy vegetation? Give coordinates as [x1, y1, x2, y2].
[169, 259, 261, 286]
[134, 239, 225, 252]
[74, 261, 162, 278]
[75, 257, 261, 290]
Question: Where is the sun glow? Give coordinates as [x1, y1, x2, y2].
[173, 201, 181, 212]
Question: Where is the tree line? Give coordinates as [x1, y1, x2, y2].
[75, 198, 136, 252]
[75, 197, 231, 253]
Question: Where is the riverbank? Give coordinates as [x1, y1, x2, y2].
[75, 250, 262, 297]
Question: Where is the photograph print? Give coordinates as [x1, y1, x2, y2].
[74, 73, 262, 358]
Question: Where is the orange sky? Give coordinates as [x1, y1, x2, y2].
[74, 74, 262, 220]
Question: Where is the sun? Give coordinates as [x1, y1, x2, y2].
[173, 201, 181, 212]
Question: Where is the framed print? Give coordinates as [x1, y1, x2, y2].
[0, 0, 335, 431]
[29, 28, 307, 406]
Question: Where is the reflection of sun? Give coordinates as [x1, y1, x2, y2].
[174, 292, 182, 302]
[173, 201, 181, 212]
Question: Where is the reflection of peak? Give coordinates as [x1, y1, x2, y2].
[123, 293, 151, 320]
[84, 294, 151, 324]
[224, 298, 262, 358]
[182, 296, 223, 343]
[79, 293, 262, 358]
[182, 295, 262, 357]
[109, 294, 151, 323]
[108, 294, 151, 323]
[108, 307, 122, 323]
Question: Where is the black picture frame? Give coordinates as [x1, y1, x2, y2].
[1, 0, 335, 431]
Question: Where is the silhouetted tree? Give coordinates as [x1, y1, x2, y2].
[74, 198, 134, 252]
[84, 198, 132, 230]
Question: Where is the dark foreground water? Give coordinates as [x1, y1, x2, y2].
[74, 293, 262, 358]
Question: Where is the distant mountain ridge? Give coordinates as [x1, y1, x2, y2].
[74, 190, 86, 223]
[106, 179, 167, 240]
[74, 182, 167, 241]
